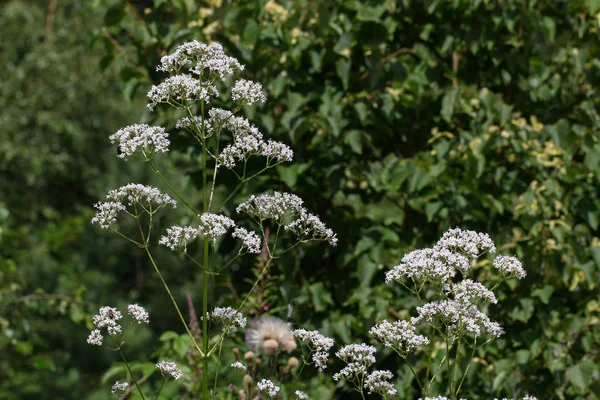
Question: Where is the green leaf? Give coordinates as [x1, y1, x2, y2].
[309, 282, 334, 312]
[104, 3, 126, 27]
[441, 88, 459, 122]
[566, 361, 596, 391]
[33, 356, 56, 372]
[531, 285, 554, 304]
[159, 330, 180, 341]
[243, 19, 260, 45]
[347, 130, 363, 154]
[335, 58, 351, 90]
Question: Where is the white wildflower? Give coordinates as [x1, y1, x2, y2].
[110, 380, 128, 394]
[285, 211, 338, 246]
[364, 370, 397, 396]
[156, 361, 183, 380]
[87, 329, 103, 346]
[493, 255, 526, 279]
[411, 300, 504, 338]
[92, 306, 123, 336]
[369, 320, 429, 356]
[175, 115, 213, 136]
[109, 124, 170, 159]
[257, 379, 280, 397]
[237, 192, 304, 221]
[333, 343, 377, 382]
[434, 227, 496, 259]
[208, 107, 234, 128]
[91, 202, 126, 229]
[106, 184, 177, 208]
[230, 361, 246, 372]
[449, 279, 497, 305]
[159, 225, 199, 251]
[231, 79, 267, 105]
[217, 144, 243, 169]
[157, 41, 244, 79]
[127, 304, 150, 324]
[385, 248, 461, 284]
[147, 74, 218, 111]
[246, 316, 296, 354]
[198, 213, 235, 242]
[292, 329, 335, 371]
[208, 307, 247, 335]
[232, 227, 261, 254]
[295, 390, 309, 399]
[419, 397, 449, 400]
[259, 139, 294, 163]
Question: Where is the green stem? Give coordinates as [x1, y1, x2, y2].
[112, 229, 143, 247]
[150, 163, 199, 215]
[154, 377, 166, 400]
[113, 339, 146, 400]
[213, 338, 224, 395]
[451, 332, 463, 399]
[455, 336, 477, 397]
[201, 99, 210, 400]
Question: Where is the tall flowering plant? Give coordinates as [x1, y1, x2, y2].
[89, 41, 337, 399]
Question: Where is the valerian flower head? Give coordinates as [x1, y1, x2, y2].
[434, 227, 496, 259]
[333, 343, 377, 382]
[207, 307, 247, 335]
[127, 304, 150, 324]
[237, 192, 304, 221]
[159, 225, 199, 251]
[385, 248, 460, 284]
[231, 79, 267, 105]
[285, 211, 338, 246]
[157, 41, 244, 79]
[111, 381, 129, 394]
[369, 320, 429, 356]
[175, 115, 213, 136]
[232, 227, 261, 254]
[156, 361, 183, 380]
[198, 213, 235, 242]
[87, 329, 103, 346]
[246, 316, 296, 355]
[292, 329, 335, 371]
[109, 124, 170, 159]
[231, 361, 247, 372]
[147, 74, 218, 111]
[259, 139, 294, 163]
[295, 390, 309, 399]
[91, 202, 126, 229]
[106, 184, 177, 209]
[411, 300, 504, 338]
[92, 306, 122, 336]
[208, 107, 234, 129]
[449, 279, 497, 305]
[364, 370, 397, 397]
[493, 255, 526, 279]
[257, 379, 280, 397]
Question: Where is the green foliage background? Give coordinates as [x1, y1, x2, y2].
[2, 0, 600, 398]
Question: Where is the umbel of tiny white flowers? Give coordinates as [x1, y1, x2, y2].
[332, 343, 377, 382]
[257, 379, 280, 397]
[111, 380, 129, 394]
[292, 329, 335, 371]
[205, 306, 247, 336]
[156, 360, 183, 380]
[364, 370, 398, 397]
[86, 304, 150, 346]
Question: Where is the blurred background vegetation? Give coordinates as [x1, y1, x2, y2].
[1, 0, 600, 398]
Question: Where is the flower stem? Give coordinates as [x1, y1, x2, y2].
[154, 377, 166, 400]
[113, 339, 146, 400]
[201, 99, 210, 400]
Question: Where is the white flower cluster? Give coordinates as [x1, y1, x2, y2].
[332, 343, 377, 382]
[295, 390, 309, 399]
[493, 255, 526, 279]
[385, 248, 468, 284]
[231, 79, 267, 105]
[107, 184, 177, 208]
[155, 361, 183, 380]
[207, 306, 247, 335]
[232, 227, 261, 253]
[364, 370, 397, 396]
[147, 74, 218, 111]
[237, 192, 304, 221]
[285, 211, 338, 246]
[159, 225, 199, 251]
[217, 116, 293, 169]
[369, 320, 429, 356]
[92, 306, 123, 336]
[292, 329, 335, 371]
[449, 279, 497, 305]
[127, 304, 150, 324]
[411, 300, 504, 338]
[257, 379, 280, 397]
[175, 115, 212, 136]
[91, 202, 126, 229]
[433, 227, 496, 259]
[109, 124, 170, 159]
[230, 361, 246, 372]
[110, 380, 128, 394]
[87, 329, 103, 346]
[494, 396, 537, 400]
[199, 213, 235, 243]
